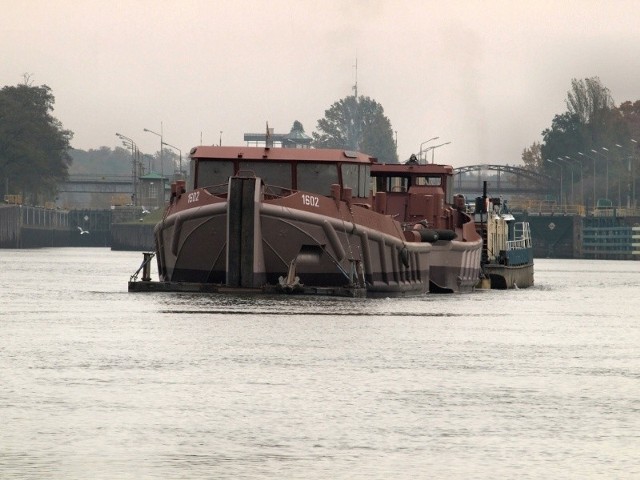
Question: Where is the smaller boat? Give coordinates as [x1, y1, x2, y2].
[474, 182, 534, 289]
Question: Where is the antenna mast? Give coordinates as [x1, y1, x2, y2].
[353, 57, 358, 99]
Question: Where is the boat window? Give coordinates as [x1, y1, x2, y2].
[297, 163, 339, 196]
[342, 163, 371, 197]
[415, 175, 442, 186]
[196, 160, 234, 188]
[445, 175, 453, 204]
[359, 165, 370, 197]
[239, 161, 292, 189]
[341, 164, 359, 195]
[188, 159, 197, 190]
[375, 176, 409, 192]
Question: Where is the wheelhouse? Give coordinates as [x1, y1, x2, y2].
[188, 146, 374, 200]
[370, 162, 455, 204]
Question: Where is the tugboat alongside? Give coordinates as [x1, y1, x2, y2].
[129, 146, 482, 296]
[475, 182, 534, 289]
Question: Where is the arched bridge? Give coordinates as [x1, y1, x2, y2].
[453, 164, 557, 198]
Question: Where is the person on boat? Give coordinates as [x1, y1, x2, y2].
[405, 154, 419, 164]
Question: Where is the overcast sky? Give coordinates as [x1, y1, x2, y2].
[3, 0, 640, 167]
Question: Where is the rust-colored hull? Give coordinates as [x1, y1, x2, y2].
[155, 178, 435, 297]
[429, 239, 483, 293]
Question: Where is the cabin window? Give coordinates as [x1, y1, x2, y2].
[196, 160, 234, 188]
[297, 163, 339, 196]
[374, 175, 409, 192]
[359, 165, 370, 197]
[341, 164, 359, 195]
[239, 161, 291, 189]
[341, 164, 371, 198]
[415, 175, 442, 186]
[188, 159, 197, 190]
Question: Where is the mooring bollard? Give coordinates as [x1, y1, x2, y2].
[142, 252, 152, 281]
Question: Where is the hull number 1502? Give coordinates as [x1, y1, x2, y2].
[301, 194, 319, 207]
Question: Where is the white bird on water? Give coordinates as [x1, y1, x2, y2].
[77, 226, 90, 235]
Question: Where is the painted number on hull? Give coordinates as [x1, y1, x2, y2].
[302, 194, 319, 207]
[187, 191, 200, 203]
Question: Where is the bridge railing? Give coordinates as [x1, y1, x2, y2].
[508, 200, 586, 216]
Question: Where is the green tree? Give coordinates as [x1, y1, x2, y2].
[69, 147, 134, 176]
[312, 95, 398, 163]
[541, 77, 620, 161]
[566, 77, 614, 125]
[540, 112, 584, 162]
[0, 81, 73, 203]
[537, 77, 640, 205]
[617, 100, 640, 140]
[521, 141, 543, 172]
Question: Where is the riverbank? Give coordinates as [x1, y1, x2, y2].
[0, 204, 155, 250]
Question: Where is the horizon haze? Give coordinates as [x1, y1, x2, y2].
[3, 0, 640, 167]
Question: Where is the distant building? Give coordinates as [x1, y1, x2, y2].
[138, 172, 168, 209]
[244, 121, 312, 148]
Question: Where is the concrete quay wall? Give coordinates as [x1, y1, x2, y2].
[0, 205, 153, 250]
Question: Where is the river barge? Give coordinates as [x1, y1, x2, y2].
[129, 146, 482, 296]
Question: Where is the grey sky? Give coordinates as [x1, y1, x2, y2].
[3, 0, 640, 167]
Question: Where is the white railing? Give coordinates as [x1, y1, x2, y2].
[507, 222, 532, 250]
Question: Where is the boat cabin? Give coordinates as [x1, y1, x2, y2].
[188, 146, 374, 200]
[370, 161, 459, 228]
[185, 146, 463, 231]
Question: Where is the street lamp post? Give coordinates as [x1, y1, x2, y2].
[162, 141, 182, 178]
[614, 144, 627, 207]
[546, 158, 563, 207]
[591, 148, 609, 202]
[578, 151, 597, 211]
[565, 155, 583, 208]
[419, 136, 439, 163]
[556, 157, 573, 206]
[425, 141, 452, 164]
[116, 132, 139, 206]
[144, 124, 163, 176]
[632, 139, 638, 207]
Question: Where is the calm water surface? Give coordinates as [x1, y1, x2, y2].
[1, 248, 638, 479]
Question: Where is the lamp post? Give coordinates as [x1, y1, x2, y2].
[116, 132, 139, 206]
[144, 124, 163, 176]
[578, 151, 597, 210]
[565, 155, 584, 208]
[546, 158, 563, 207]
[591, 148, 609, 202]
[419, 136, 439, 163]
[556, 157, 575, 206]
[425, 141, 452, 164]
[632, 139, 638, 207]
[162, 141, 182, 178]
[614, 144, 628, 207]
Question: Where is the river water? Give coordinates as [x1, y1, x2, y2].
[1, 248, 638, 479]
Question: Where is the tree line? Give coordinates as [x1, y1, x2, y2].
[0, 79, 73, 204]
[522, 77, 640, 207]
[3, 75, 639, 208]
[0, 80, 398, 205]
